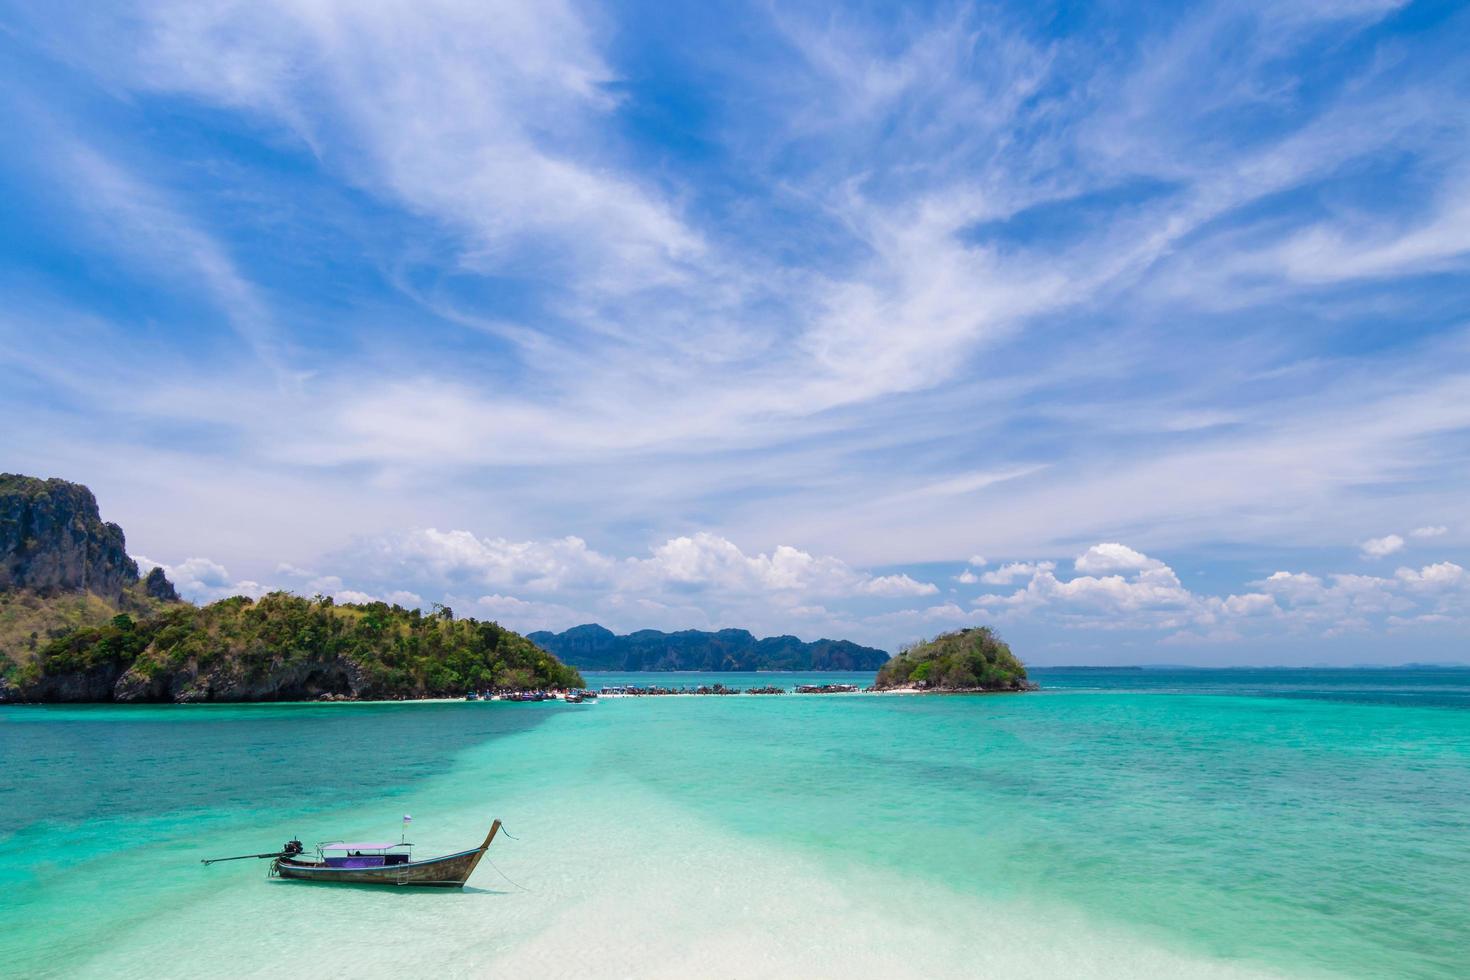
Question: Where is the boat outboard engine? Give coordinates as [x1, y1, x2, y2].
[282, 839, 304, 857]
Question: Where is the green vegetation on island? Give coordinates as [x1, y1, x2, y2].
[1, 473, 582, 703]
[14, 592, 583, 702]
[873, 627, 1031, 692]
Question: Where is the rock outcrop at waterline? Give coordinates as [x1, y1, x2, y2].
[872, 627, 1031, 692]
[528, 623, 892, 671]
[0, 474, 582, 703]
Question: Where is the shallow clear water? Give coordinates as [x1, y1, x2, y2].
[3, 669, 1468, 978]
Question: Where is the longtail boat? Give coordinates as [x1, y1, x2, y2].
[203, 820, 502, 888]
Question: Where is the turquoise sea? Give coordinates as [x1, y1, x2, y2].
[3, 668, 1469, 978]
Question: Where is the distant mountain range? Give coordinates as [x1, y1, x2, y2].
[528, 623, 891, 671]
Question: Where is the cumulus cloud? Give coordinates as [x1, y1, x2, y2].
[1360, 534, 1405, 559]
[345, 528, 937, 602]
[972, 543, 1466, 639]
[133, 555, 271, 603]
[980, 561, 1056, 585]
[355, 529, 617, 592]
[1253, 570, 1406, 623]
[1395, 561, 1466, 592]
[1222, 593, 1278, 617]
[861, 574, 941, 598]
[1073, 543, 1167, 575]
[609, 532, 937, 598]
[955, 570, 980, 584]
[973, 548, 1198, 632]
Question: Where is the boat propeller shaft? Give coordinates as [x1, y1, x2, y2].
[202, 839, 304, 865]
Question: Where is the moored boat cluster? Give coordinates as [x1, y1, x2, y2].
[464, 682, 875, 700]
[464, 688, 600, 702]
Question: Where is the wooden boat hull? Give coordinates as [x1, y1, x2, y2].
[272, 820, 500, 888]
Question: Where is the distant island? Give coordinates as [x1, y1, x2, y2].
[873, 627, 1031, 692]
[528, 623, 891, 672]
[0, 474, 581, 702]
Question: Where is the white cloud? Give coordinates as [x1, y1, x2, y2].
[1073, 543, 1167, 575]
[133, 0, 702, 291]
[1257, 571, 1326, 603]
[1269, 185, 1470, 285]
[972, 542, 1465, 639]
[955, 570, 980, 584]
[1037, 566, 1194, 613]
[347, 528, 935, 603]
[861, 574, 941, 598]
[171, 557, 231, 589]
[1222, 593, 1278, 618]
[974, 548, 1198, 629]
[980, 561, 1056, 585]
[1410, 525, 1449, 539]
[1360, 534, 1405, 559]
[1252, 568, 1410, 629]
[356, 529, 617, 592]
[1395, 561, 1466, 592]
[968, 555, 988, 567]
[629, 533, 936, 597]
[134, 555, 272, 603]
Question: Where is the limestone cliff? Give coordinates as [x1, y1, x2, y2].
[0, 475, 180, 682]
[0, 474, 142, 598]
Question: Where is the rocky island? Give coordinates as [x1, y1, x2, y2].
[1, 474, 581, 702]
[529, 622, 890, 671]
[872, 627, 1032, 692]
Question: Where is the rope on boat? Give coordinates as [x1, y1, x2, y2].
[486, 855, 531, 892]
[499, 826, 521, 841]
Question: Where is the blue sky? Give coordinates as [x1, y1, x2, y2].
[2, 0, 1469, 663]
